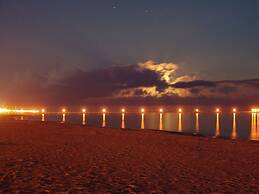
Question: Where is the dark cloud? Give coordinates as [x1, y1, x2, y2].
[1, 61, 259, 106]
[171, 79, 259, 89]
[168, 79, 259, 101]
[218, 79, 259, 88]
[49, 65, 167, 100]
[171, 80, 217, 88]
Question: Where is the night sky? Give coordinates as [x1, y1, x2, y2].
[0, 0, 259, 106]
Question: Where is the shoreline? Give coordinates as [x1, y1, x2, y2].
[4, 118, 257, 143]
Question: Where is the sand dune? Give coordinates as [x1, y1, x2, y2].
[0, 120, 258, 193]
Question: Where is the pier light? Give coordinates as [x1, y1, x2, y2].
[216, 108, 220, 113]
[121, 108, 125, 113]
[178, 108, 182, 113]
[141, 108, 145, 113]
[82, 108, 86, 113]
[195, 108, 199, 113]
[102, 108, 106, 113]
[62, 108, 66, 113]
[159, 108, 163, 113]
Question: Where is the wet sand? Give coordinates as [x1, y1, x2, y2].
[0, 120, 258, 193]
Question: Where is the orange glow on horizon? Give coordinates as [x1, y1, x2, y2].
[0, 108, 40, 114]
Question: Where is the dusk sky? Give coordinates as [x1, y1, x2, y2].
[0, 0, 259, 106]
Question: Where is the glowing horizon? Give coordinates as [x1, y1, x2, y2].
[0, 108, 40, 114]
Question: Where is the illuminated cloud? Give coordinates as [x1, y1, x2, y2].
[138, 60, 197, 84]
[115, 61, 197, 98]
[138, 61, 178, 84]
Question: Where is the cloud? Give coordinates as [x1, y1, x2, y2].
[47, 63, 167, 100]
[1, 60, 259, 106]
[138, 61, 179, 84]
[171, 80, 217, 88]
[138, 60, 197, 84]
[41, 60, 196, 103]
[169, 79, 259, 99]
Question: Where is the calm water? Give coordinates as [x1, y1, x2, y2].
[24, 111, 259, 141]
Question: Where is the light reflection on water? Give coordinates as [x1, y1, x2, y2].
[121, 113, 125, 129]
[215, 113, 220, 137]
[159, 113, 163, 130]
[231, 113, 237, 140]
[41, 113, 45, 122]
[178, 113, 182, 132]
[61, 113, 66, 123]
[82, 113, 86, 125]
[102, 113, 106, 127]
[195, 113, 199, 134]
[141, 113, 145, 129]
[24, 112, 259, 141]
[251, 113, 259, 140]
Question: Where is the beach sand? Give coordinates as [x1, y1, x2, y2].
[0, 120, 258, 193]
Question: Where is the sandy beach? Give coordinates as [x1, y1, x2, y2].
[0, 120, 258, 193]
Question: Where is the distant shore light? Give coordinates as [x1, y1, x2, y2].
[232, 108, 237, 113]
[159, 108, 163, 113]
[82, 108, 86, 113]
[0, 108, 9, 113]
[216, 108, 220, 113]
[141, 108, 145, 113]
[62, 108, 66, 113]
[102, 108, 106, 113]
[178, 108, 182, 113]
[41, 109, 45, 113]
[121, 108, 125, 113]
[195, 108, 199, 113]
[0, 108, 39, 114]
